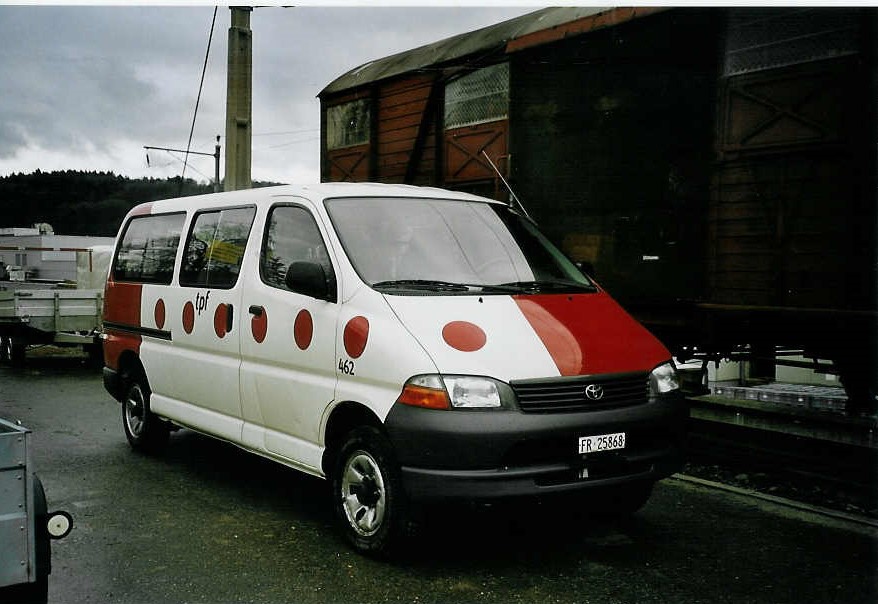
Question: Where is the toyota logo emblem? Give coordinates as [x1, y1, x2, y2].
[585, 384, 604, 400]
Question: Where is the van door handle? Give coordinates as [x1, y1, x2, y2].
[248, 305, 264, 317]
[226, 304, 234, 332]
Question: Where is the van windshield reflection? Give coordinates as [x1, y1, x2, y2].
[325, 197, 596, 295]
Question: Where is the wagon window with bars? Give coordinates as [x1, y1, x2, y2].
[444, 62, 509, 130]
[326, 99, 371, 150]
[723, 8, 861, 76]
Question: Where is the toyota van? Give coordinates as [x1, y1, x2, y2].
[102, 182, 686, 555]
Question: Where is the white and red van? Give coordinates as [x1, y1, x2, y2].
[101, 182, 686, 555]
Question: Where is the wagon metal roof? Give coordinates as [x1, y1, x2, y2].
[320, 7, 650, 97]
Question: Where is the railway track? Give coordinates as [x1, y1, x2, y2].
[683, 395, 878, 518]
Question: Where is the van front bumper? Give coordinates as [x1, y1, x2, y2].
[383, 395, 687, 503]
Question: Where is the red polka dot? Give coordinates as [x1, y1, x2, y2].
[343, 316, 369, 359]
[154, 299, 166, 330]
[442, 321, 487, 352]
[214, 303, 229, 339]
[251, 310, 268, 344]
[182, 301, 195, 334]
[294, 309, 313, 350]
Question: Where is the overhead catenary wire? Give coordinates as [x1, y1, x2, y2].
[157, 149, 215, 183]
[253, 128, 320, 137]
[180, 6, 218, 194]
[266, 136, 321, 150]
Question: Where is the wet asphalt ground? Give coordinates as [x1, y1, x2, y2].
[1, 352, 876, 604]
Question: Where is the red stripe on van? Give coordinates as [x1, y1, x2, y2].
[513, 293, 670, 376]
[104, 281, 143, 328]
[102, 280, 143, 368]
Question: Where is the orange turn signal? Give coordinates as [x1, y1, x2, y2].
[396, 383, 451, 410]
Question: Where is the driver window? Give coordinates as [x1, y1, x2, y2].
[261, 205, 334, 291]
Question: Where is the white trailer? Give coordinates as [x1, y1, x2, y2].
[0, 246, 110, 365]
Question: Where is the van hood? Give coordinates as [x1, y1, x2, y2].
[383, 291, 670, 382]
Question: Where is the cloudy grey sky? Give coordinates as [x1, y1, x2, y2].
[0, 4, 539, 184]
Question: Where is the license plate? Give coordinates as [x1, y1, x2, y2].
[578, 432, 626, 454]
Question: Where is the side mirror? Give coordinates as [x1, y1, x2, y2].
[285, 261, 336, 302]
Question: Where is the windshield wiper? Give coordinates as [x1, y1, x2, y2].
[497, 280, 598, 293]
[372, 280, 529, 294]
[372, 279, 472, 292]
[372, 279, 596, 294]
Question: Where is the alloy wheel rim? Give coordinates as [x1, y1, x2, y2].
[341, 451, 386, 537]
[125, 387, 145, 437]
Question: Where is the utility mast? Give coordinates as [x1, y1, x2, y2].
[225, 7, 252, 191]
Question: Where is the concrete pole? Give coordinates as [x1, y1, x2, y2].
[225, 7, 252, 191]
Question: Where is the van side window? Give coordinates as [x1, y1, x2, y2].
[261, 205, 334, 290]
[180, 207, 256, 289]
[113, 213, 185, 284]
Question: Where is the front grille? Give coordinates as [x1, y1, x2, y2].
[511, 372, 649, 414]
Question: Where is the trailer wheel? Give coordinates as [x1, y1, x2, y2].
[10, 338, 26, 366]
[0, 336, 9, 362]
[332, 426, 412, 557]
[122, 377, 169, 453]
[85, 341, 103, 368]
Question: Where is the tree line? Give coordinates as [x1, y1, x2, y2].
[0, 170, 281, 237]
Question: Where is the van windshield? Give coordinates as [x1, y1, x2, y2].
[325, 197, 596, 295]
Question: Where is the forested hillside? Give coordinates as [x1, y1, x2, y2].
[0, 171, 281, 236]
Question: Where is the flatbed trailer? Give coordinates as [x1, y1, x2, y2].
[0, 285, 103, 365]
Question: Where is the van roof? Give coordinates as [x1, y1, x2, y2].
[137, 181, 504, 214]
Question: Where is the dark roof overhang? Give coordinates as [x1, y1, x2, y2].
[320, 7, 618, 98]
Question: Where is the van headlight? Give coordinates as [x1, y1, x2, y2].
[443, 376, 502, 408]
[649, 362, 680, 396]
[396, 375, 506, 410]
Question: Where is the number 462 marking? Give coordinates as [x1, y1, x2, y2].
[338, 358, 355, 375]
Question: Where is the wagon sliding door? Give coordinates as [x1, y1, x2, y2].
[708, 8, 876, 388]
[710, 9, 873, 311]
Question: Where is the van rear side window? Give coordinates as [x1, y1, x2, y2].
[180, 206, 256, 289]
[113, 213, 185, 284]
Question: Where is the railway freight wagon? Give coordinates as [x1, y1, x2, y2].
[319, 7, 877, 412]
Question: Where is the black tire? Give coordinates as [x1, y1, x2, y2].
[85, 341, 104, 369]
[121, 376, 169, 453]
[10, 338, 26, 366]
[331, 426, 412, 557]
[0, 336, 10, 362]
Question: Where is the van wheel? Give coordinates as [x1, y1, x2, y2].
[332, 426, 411, 557]
[122, 377, 169, 453]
